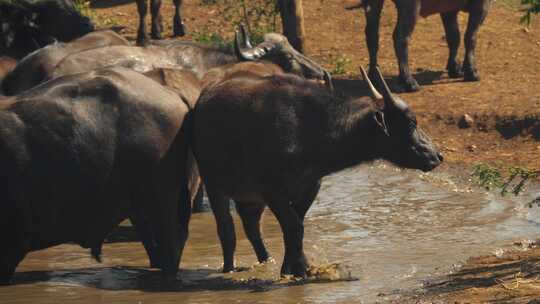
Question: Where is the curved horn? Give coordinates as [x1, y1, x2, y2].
[323, 70, 334, 92]
[359, 66, 382, 100]
[239, 24, 252, 48]
[234, 31, 276, 61]
[373, 67, 397, 108]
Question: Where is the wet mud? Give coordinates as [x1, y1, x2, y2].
[2, 163, 540, 303]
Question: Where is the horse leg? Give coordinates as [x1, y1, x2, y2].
[364, 0, 385, 85]
[463, 0, 490, 81]
[136, 0, 149, 45]
[441, 11, 462, 78]
[150, 0, 163, 39]
[173, 0, 186, 37]
[393, 0, 421, 92]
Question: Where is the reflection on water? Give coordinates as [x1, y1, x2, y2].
[2, 162, 540, 303]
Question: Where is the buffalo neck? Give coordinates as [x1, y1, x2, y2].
[202, 48, 238, 69]
[313, 98, 383, 177]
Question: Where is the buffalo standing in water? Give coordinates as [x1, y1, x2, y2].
[354, 0, 490, 92]
[3, 30, 332, 95]
[0, 67, 192, 284]
[192, 67, 442, 277]
[2, 30, 129, 96]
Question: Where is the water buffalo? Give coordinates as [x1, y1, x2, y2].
[0, 67, 191, 284]
[0, 0, 94, 59]
[357, 0, 491, 92]
[90, 67, 205, 265]
[5, 29, 332, 92]
[1, 30, 129, 96]
[136, 0, 185, 45]
[192, 67, 443, 277]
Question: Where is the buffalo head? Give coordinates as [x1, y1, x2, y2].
[235, 27, 333, 91]
[31, 0, 94, 42]
[361, 66, 443, 172]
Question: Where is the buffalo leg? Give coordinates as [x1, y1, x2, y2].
[441, 11, 463, 78]
[280, 180, 321, 273]
[177, 180, 192, 262]
[139, 163, 186, 277]
[0, 201, 29, 284]
[235, 202, 269, 263]
[150, 0, 163, 39]
[191, 184, 208, 213]
[265, 194, 307, 278]
[292, 180, 321, 221]
[136, 0, 149, 45]
[392, 0, 421, 92]
[173, 0, 186, 37]
[364, 0, 385, 84]
[129, 203, 161, 268]
[0, 251, 25, 285]
[463, 1, 489, 81]
[207, 189, 236, 272]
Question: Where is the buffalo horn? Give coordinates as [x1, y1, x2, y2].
[323, 70, 334, 92]
[359, 66, 383, 100]
[239, 24, 252, 48]
[373, 67, 397, 108]
[234, 31, 276, 61]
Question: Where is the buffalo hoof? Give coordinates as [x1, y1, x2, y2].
[400, 77, 421, 92]
[90, 246, 102, 263]
[222, 263, 235, 273]
[281, 255, 309, 279]
[173, 23, 186, 37]
[0, 269, 15, 285]
[464, 67, 480, 82]
[150, 260, 161, 269]
[447, 62, 463, 78]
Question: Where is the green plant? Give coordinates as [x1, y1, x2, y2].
[221, 0, 280, 42]
[73, 0, 94, 20]
[520, 0, 540, 26]
[472, 163, 540, 207]
[472, 163, 504, 191]
[330, 56, 351, 75]
[192, 28, 229, 47]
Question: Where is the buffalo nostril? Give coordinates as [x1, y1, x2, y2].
[437, 152, 444, 162]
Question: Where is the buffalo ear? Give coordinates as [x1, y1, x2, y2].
[373, 111, 390, 136]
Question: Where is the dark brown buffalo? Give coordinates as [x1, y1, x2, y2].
[6, 29, 332, 93]
[136, 0, 185, 45]
[357, 0, 491, 92]
[192, 67, 443, 277]
[90, 67, 205, 265]
[0, 0, 94, 59]
[0, 67, 191, 284]
[1, 30, 130, 95]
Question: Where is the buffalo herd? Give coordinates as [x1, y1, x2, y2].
[0, 0, 487, 284]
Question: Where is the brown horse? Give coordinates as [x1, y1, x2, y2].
[355, 0, 491, 92]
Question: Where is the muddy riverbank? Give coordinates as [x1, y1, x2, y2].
[2, 163, 540, 303]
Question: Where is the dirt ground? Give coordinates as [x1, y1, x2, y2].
[79, 0, 540, 302]
[401, 241, 540, 304]
[91, 0, 540, 171]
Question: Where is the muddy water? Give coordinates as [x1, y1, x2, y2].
[2, 163, 540, 303]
